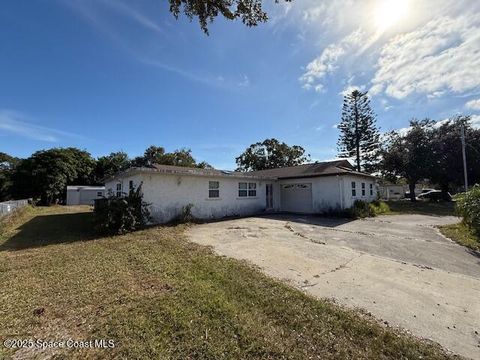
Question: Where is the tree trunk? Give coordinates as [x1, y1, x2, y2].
[409, 182, 416, 202]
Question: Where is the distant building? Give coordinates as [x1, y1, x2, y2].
[66, 186, 105, 205]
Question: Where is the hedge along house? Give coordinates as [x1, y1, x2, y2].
[104, 160, 377, 223]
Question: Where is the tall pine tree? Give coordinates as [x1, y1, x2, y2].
[337, 90, 380, 173]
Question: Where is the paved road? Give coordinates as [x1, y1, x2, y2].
[188, 214, 480, 359]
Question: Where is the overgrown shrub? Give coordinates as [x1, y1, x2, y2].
[369, 200, 391, 216]
[455, 185, 480, 234]
[94, 184, 150, 235]
[175, 203, 196, 224]
[350, 200, 390, 218]
[351, 200, 373, 218]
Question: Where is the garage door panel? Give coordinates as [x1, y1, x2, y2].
[281, 183, 313, 213]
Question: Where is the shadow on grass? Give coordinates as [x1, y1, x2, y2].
[0, 212, 99, 251]
[386, 200, 456, 217]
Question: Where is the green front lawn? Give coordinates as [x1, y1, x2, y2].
[385, 200, 456, 217]
[0, 206, 454, 359]
[440, 222, 480, 251]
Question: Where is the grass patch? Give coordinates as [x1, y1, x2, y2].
[0, 206, 455, 359]
[385, 201, 456, 217]
[440, 222, 480, 251]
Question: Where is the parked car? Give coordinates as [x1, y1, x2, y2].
[404, 188, 436, 199]
[417, 190, 452, 202]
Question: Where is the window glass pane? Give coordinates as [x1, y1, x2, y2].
[352, 189, 356, 196]
[351, 181, 356, 188]
[209, 190, 219, 198]
[209, 181, 219, 189]
[116, 183, 122, 191]
[239, 182, 247, 190]
[248, 190, 257, 197]
[238, 190, 247, 197]
[362, 183, 365, 188]
[129, 180, 134, 189]
[248, 183, 256, 189]
[116, 191, 122, 197]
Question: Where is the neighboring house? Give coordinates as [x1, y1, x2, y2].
[66, 186, 105, 205]
[105, 160, 377, 223]
[379, 184, 405, 200]
[379, 183, 429, 200]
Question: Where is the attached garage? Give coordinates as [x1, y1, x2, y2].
[280, 183, 313, 213]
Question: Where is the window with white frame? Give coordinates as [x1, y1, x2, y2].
[97, 191, 103, 197]
[248, 182, 257, 197]
[238, 182, 247, 197]
[208, 181, 219, 198]
[116, 183, 122, 197]
[239, 182, 257, 197]
[351, 181, 356, 197]
[369, 183, 373, 196]
[361, 182, 366, 196]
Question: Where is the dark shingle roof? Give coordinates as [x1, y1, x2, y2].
[248, 160, 374, 179]
[149, 164, 264, 178]
[105, 160, 374, 182]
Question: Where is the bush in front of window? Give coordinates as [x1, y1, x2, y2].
[93, 183, 150, 235]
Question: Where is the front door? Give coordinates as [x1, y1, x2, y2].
[266, 184, 273, 210]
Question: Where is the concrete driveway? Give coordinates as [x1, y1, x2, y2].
[188, 214, 480, 359]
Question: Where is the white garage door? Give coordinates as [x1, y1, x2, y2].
[281, 183, 313, 213]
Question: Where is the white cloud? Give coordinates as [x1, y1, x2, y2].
[370, 14, 480, 99]
[340, 84, 365, 97]
[0, 110, 84, 142]
[471, 114, 480, 129]
[465, 98, 480, 110]
[237, 75, 250, 87]
[300, 29, 367, 91]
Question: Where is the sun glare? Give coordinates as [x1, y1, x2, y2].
[374, 0, 410, 31]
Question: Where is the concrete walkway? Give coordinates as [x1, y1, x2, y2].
[188, 214, 480, 359]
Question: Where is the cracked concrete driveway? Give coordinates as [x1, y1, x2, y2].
[188, 214, 480, 359]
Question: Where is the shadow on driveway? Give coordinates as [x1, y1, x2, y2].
[258, 213, 354, 228]
[0, 212, 98, 251]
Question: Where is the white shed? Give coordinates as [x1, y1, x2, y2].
[66, 186, 105, 205]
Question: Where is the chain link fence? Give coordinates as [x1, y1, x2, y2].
[0, 199, 29, 218]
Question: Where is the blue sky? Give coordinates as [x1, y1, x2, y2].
[1, 0, 479, 169]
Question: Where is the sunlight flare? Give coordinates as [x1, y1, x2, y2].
[374, 0, 410, 31]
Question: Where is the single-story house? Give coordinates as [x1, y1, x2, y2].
[66, 186, 105, 205]
[105, 160, 377, 223]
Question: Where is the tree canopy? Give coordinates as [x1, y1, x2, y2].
[12, 148, 96, 205]
[430, 116, 480, 192]
[235, 138, 310, 171]
[169, 0, 291, 34]
[0, 152, 20, 201]
[380, 119, 436, 201]
[337, 90, 380, 173]
[94, 151, 131, 184]
[132, 146, 211, 169]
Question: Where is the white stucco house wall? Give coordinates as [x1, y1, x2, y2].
[66, 186, 105, 205]
[104, 160, 377, 224]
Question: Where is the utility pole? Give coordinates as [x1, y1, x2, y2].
[460, 123, 468, 192]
